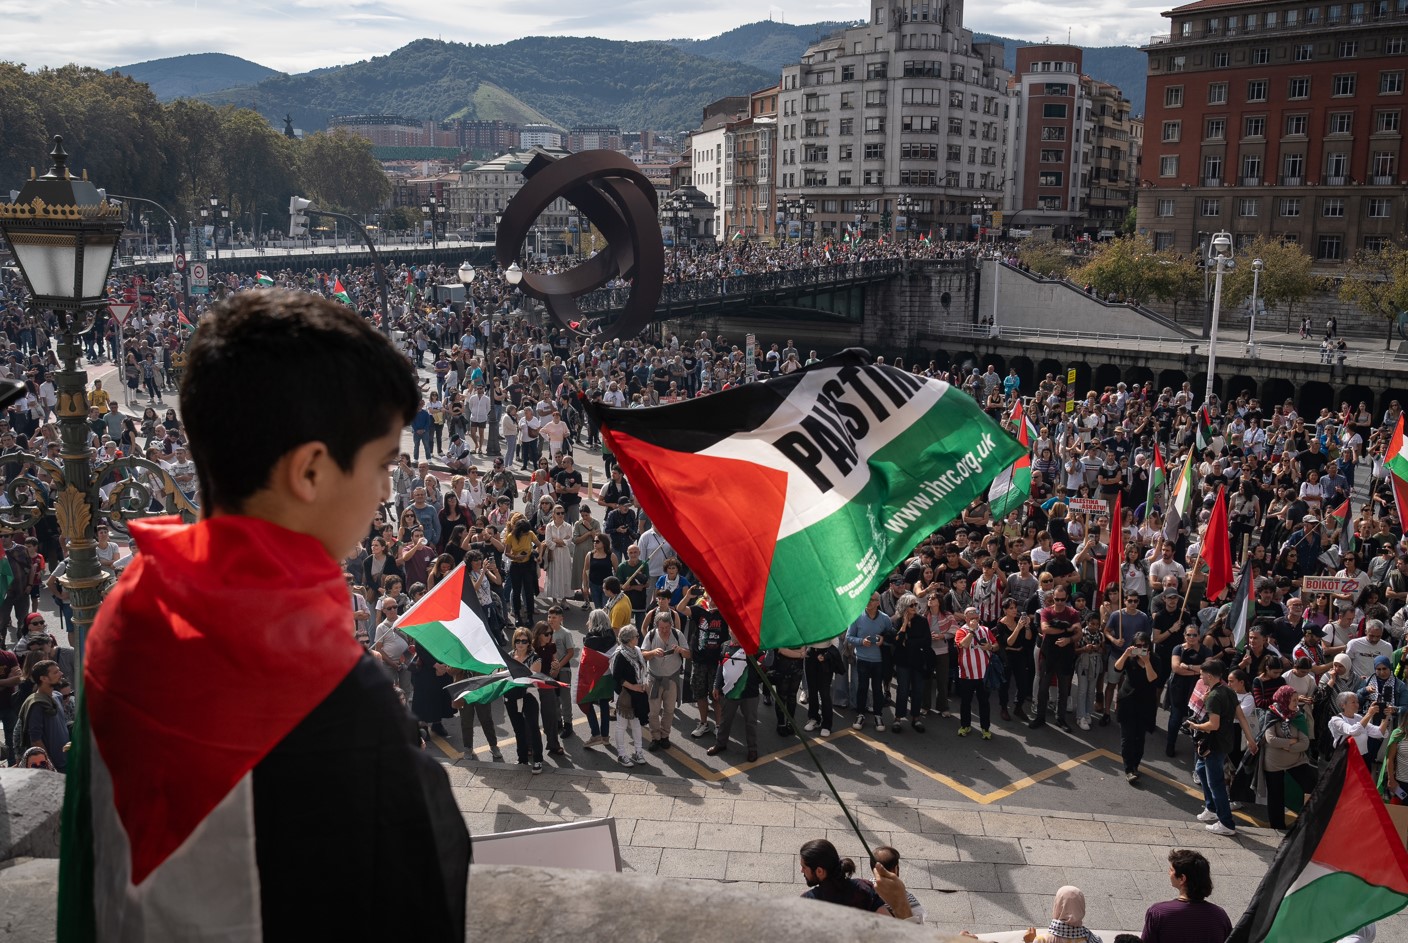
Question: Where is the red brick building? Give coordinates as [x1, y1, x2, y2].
[1139, 0, 1407, 262]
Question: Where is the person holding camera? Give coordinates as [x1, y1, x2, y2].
[1115, 631, 1159, 783]
[1331, 689, 1391, 767]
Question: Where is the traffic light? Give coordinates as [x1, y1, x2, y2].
[289, 196, 312, 237]
[881, 210, 892, 231]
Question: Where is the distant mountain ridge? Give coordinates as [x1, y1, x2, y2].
[110, 22, 1148, 131]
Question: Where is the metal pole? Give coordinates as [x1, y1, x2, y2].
[486, 313, 501, 458]
[1206, 255, 1226, 406]
[308, 208, 392, 340]
[53, 324, 104, 662]
[990, 257, 1001, 338]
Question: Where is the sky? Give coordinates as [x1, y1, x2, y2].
[6, 0, 1172, 73]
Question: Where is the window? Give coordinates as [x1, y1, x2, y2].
[1247, 80, 1268, 102]
[840, 92, 855, 109]
[1317, 235, 1343, 261]
[1206, 117, 1226, 140]
[1330, 112, 1353, 134]
[1379, 110, 1403, 132]
[1288, 77, 1310, 99]
[1366, 236, 1391, 252]
[862, 169, 884, 185]
[1160, 154, 1179, 176]
[864, 117, 885, 133]
[1203, 154, 1224, 182]
[1201, 198, 1222, 216]
[866, 62, 887, 79]
[1280, 198, 1302, 217]
[1157, 199, 1176, 217]
[1285, 114, 1308, 135]
[1327, 152, 1349, 179]
[1239, 198, 1259, 217]
[947, 144, 961, 161]
[1213, 52, 1229, 68]
[1165, 86, 1184, 107]
[1162, 120, 1181, 142]
[1253, 47, 1271, 65]
[1208, 82, 1228, 105]
[840, 65, 855, 81]
[1244, 116, 1266, 137]
[1329, 3, 1344, 22]
[838, 144, 853, 160]
[1307, 7, 1321, 23]
[1323, 197, 1346, 217]
[839, 118, 854, 135]
[1295, 44, 1314, 62]
[1170, 55, 1187, 71]
[865, 89, 886, 106]
[1340, 40, 1360, 57]
[1039, 171, 1064, 187]
[1368, 197, 1394, 217]
[1333, 74, 1358, 96]
[1154, 232, 1176, 251]
[1242, 154, 1264, 184]
[1040, 149, 1064, 162]
[1283, 153, 1305, 183]
[1383, 71, 1405, 94]
[1389, 38, 1407, 54]
[1042, 126, 1068, 141]
[948, 117, 963, 135]
[1044, 103, 1069, 118]
[864, 143, 885, 159]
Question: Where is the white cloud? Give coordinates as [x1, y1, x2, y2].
[6, 0, 1169, 73]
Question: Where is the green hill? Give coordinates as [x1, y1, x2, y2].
[109, 52, 280, 100]
[665, 19, 857, 73]
[196, 37, 776, 133]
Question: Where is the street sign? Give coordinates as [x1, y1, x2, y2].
[174, 252, 186, 272]
[745, 333, 757, 383]
[191, 286, 209, 296]
[1066, 368, 1077, 385]
[1070, 497, 1108, 515]
[108, 303, 134, 326]
[190, 262, 208, 288]
[1302, 576, 1361, 594]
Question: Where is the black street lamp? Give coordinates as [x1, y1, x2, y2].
[421, 195, 441, 252]
[460, 261, 502, 458]
[974, 196, 993, 243]
[897, 194, 918, 243]
[0, 136, 194, 666]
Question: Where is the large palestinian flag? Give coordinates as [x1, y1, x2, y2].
[577, 646, 616, 704]
[1226, 562, 1254, 651]
[1195, 406, 1213, 451]
[1147, 441, 1167, 509]
[1228, 743, 1408, 942]
[59, 516, 470, 941]
[396, 561, 502, 673]
[988, 400, 1033, 522]
[1387, 412, 1408, 480]
[584, 349, 1025, 652]
[1164, 448, 1198, 541]
[446, 658, 567, 706]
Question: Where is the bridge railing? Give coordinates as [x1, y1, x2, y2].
[575, 258, 911, 313]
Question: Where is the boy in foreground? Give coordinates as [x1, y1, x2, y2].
[60, 291, 470, 941]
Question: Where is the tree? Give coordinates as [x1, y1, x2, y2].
[1014, 240, 1072, 278]
[297, 129, 391, 214]
[1216, 236, 1316, 333]
[1072, 236, 1197, 305]
[1339, 244, 1408, 350]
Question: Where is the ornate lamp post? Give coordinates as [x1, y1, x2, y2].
[974, 196, 993, 244]
[0, 136, 196, 664]
[897, 194, 918, 243]
[1205, 230, 1234, 404]
[460, 261, 500, 458]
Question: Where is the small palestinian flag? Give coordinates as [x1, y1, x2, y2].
[1147, 441, 1167, 509]
[60, 516, 469, 941]
[1195, 406, 1213, 451]
[732, 230, 745, 241]
[576, 646, 616, 704]
[721, 648, 750, 700]
[1388, 413, 1408, 480]
[395, 561, 502, 673]
[988, 400, 1033, 522]
[583, 348, 1024, 653]
[1228, 743, 1408, 943]
[255, 271, 274, 286]
[176, 307, 193, 331]
[332, 278, 352, 305]
[1328, 496, 1353, 555]
[1164, 449, 1198, 541]
[446, 658, 567, 707]
[1226, 563, 1254, 651]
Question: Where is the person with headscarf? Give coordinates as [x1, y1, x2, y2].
[611, 626, 648, 767]
[1031, 885, 1102, 942]
[1261, 685, 1317, 830]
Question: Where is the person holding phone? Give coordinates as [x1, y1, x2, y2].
[1114, 631, 1159, 784]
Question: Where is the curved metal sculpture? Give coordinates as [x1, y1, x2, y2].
[495, 150, 664, 341]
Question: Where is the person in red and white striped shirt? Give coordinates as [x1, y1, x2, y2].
[954, 607, 997, 739]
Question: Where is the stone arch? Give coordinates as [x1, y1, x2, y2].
[1157, 369, 1189, 393]
[1010, 355, 1037, 393]
[1338, 384, 1375, 418]
[1125, 365, 1155, 391]
[1225, 374, 1260, 405]
[1093, 363, 1124, 392]
[1037, 358, 1065, 384]
[1298, 380, 1335, 417]
[1259, 377, 1296, 411]
[930, 348, 950, 371]
[1069, 362, 1094, 396]
[1380, 387, 1408, 418]
[980, 353, 1007, 376]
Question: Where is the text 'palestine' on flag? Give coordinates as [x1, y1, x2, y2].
[583, 348, 1026, 654]
[988, 401, 1032, 523]
[1228, 744, 1408, 943]
[394, 562, 504, 675]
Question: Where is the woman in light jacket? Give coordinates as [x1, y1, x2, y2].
[1261, 686, 1317, 830]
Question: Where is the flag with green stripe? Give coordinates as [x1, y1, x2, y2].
[721, 648, 750, 700]
[1147, 441, 1167, 509]
[255, 271, 274, 287]
[395, 562, 504, 674]
[988, 400, 1033, 522]
[584, 348, 1025, 653]
[1195, 406, 1213, 451]
[1164, 449, 1198, 541]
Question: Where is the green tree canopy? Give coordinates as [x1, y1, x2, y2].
[1072, 236, 1196, 305]
[1339, 244, 1408, 350]
[297, 129, 392, 215]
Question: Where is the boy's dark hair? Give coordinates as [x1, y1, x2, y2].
[180, 291, 419, 512]
[1168, 849, 1214, 902]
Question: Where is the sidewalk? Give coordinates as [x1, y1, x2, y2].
[443, 760, 1407, 938]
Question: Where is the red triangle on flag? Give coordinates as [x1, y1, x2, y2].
[1311, 746, 1408, 895]
[602, 427, 788, 654]
[404, 565, 464, 624]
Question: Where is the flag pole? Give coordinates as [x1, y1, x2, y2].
[745, 653, 874, 863]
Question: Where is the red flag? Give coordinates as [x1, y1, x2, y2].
[575, 647, 614, 705]
[1098, 491, 1123, 595]
[1202, 486, 1234, 603]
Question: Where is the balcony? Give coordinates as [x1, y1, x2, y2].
[1280, 176, 1303, 186]
[1241, 176, 1262, 186]
[1203, 177, 1223, 186]
[1326, 175, 1347, 185]
[1372, 174, 1396, 184]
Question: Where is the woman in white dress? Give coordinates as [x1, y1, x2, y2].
[543, 504, 575, 602]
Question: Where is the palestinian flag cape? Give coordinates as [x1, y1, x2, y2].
[395, 561, 501, 673]
[577, 646, 616, 704]
[255, 271, 274, 286]
[1228, 744, 1408, 943]
[446, 658, 567, 707]
[332, 278, 352, 305]
[1147, 441, 1167, 509]
[59, 516, 469, 941]
[988, 400, 1033, 522]
[1195, 406, 1213, 451]
[1388, 413, 1408, 481]
[1226, 563, 1254, 651]
[583, 348, 1024, 653]
[1164, 449, 1197, 541]
[721, 647, 750, 700]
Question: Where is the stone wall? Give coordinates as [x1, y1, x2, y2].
[978, 263, 1196, 339]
